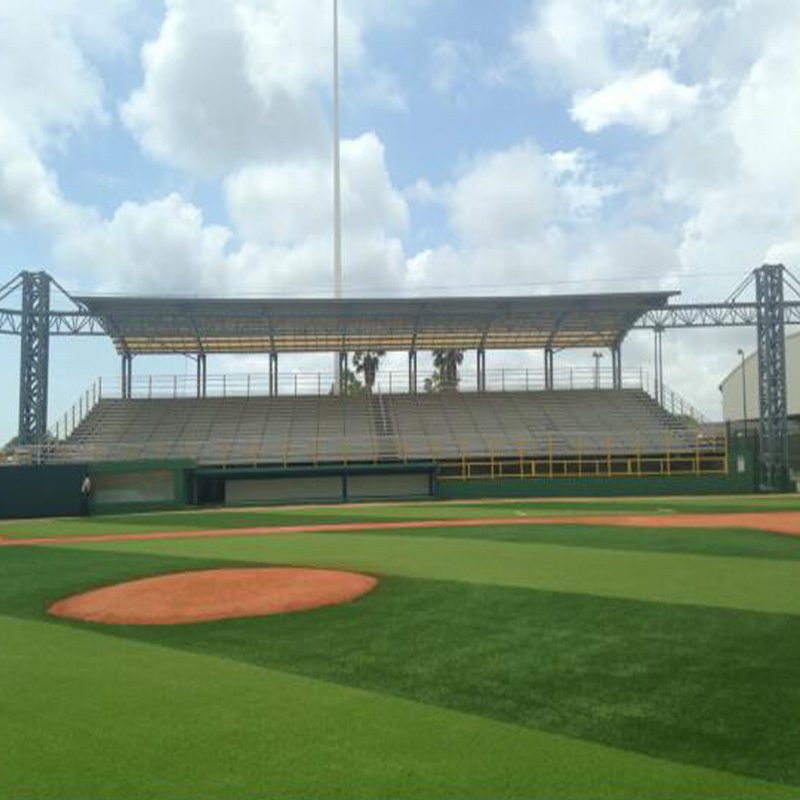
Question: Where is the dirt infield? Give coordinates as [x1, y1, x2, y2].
[48, 568, 378, 626]
[5, 510, 800, 548]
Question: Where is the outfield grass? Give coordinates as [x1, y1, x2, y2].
[2, 498, 800, 798]
[3, 493, 800, 540]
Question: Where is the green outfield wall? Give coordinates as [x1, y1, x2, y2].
[0, 465, 86, 519]
[88, 461, 192, 515]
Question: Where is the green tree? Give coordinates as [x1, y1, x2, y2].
[353, 351, 386, 393]
[426, 349, 464, 392]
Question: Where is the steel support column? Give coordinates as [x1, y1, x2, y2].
[196, 353, 207, 398]
[269, 353, 279, 396]
[17, 271, 51, 444]
[544, 348, 554, 390]
[653, 327, 664, 407]
[755, 264, 790, 490]
[477, 349, 486, 392]
[408, 351, 418, 394]
[611, 344, 622, 390]
[338, 352, 349, 396]
[121, 353, 133, 399]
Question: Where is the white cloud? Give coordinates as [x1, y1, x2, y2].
[446, 143, 558, 245]
[0, 1, 131, 229]
[668, 12, 800, 273]
[226, 133, 409, 293]
[0, 0, 130, 143]
[120, 0, 421, 176]
[121, 0, 338, 176]
[227, 132, 407, 244]
[571, 69, 700, 134]
[0, 115, 69, 229]
[54, 194, 233, 294]
[445, 142, 615, 247]
[516, 0, 614, 91]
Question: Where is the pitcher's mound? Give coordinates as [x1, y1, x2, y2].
[49, 568, 378, 626]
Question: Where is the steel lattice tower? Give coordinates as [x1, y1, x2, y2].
[17, 271, 51, 445]
[755, 264, 790, 490]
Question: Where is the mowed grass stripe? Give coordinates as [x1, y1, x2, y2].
[74, 532, 800, 615]
[305, 521, 800, 561]
[4, 493, 800, 540]
[0, 612, 795, 800]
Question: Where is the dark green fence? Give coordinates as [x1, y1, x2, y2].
[0, 465, 86, 519]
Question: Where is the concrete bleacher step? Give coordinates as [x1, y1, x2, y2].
[61, 388, 700, 467]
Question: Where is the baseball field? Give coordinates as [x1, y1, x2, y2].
[2, 495, 800, 799]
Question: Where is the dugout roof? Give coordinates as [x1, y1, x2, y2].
[76, 292, 677, 356]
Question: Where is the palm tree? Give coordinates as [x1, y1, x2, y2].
[353, 351, 386, 393]
[428, 349, 464, 392]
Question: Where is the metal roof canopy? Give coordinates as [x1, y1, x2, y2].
[76, 292, 677, 356]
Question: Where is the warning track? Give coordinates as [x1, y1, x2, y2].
[3, 511, 800, 547]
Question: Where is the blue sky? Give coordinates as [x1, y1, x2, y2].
[2, 0, 799, 444]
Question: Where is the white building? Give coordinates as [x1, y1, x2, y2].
[720, 331, 800, 421]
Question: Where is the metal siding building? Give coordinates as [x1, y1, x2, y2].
[720, 331, 800, 421]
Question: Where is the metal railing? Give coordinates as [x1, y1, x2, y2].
[88, 366, 647, 402]
[3, 428, 728, 478]
[37, 365, 710, 447]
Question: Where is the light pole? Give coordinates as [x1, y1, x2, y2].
[332, 0, 343, 392]
[592, 351, 603, 389]
[737, 348, 748, 435]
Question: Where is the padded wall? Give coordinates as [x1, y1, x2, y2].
[0, 465, 85, 519]
[348, 473, 431, 500]
[227, 476, 344, 505]
[91, 470, 176, 506]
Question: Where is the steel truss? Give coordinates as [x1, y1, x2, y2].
[636, 301, 800, 329]
[2, 266, 799, 486]
[17, 272, 51, 445]
[755, 265, 790, 490]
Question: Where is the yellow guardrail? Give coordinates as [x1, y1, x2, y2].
[3, 430, 729, 480]
[438, 433, 729, 481]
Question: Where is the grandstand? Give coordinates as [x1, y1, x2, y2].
[2, 282, 743, 515]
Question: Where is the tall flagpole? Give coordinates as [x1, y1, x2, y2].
[333, 0, 343, 392]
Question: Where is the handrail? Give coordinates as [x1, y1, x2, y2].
[86, 366, 647, 401]
[2, 427, 727, 469]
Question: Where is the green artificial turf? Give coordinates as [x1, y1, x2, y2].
[4, 504, 800, 799]
[1, 545, 800, 794]
[3, 611, 793, 800]
[76, 530, 800, 615]
[3, 493, 800, 540]
[304, 521, 800, 561]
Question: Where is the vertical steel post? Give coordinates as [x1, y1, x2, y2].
[612, 344, 622, 390]
[544, 348, 554, 391]
[755, 264, 790, 490]
[17, 271, 51, 444]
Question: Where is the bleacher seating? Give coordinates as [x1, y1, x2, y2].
[61, 389, 699, 467]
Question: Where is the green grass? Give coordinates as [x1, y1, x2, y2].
[4, 611, 793, 800]
[309, 521, 800, 561]
[75, 530, 800, 615]
[3, 499, 800, 798]
[2, 547, 799, 788]
[3, 493, 800, 540]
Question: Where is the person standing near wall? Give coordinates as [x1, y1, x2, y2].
[80, 473, 92, 516]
